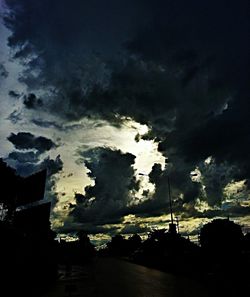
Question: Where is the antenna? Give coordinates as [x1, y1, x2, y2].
[167, 176, 174, 224]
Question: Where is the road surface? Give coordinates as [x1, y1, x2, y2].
[43, 258, 212, 297]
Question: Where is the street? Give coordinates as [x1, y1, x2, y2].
[43, 258, 211, 297]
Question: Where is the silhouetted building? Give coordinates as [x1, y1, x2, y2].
[16, 169, 47, 207]
[0, 158, 57, 296]
[0, 158, 47, 219]
[14, 201, 51, 236]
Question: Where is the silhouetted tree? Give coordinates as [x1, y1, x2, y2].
[200, 219, 244, 254]
[0, 158, 18, 219]
[106, 234, 128, 256]
[148, 228, 167, 242]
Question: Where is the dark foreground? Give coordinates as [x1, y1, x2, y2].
[43, 258, 213, 297]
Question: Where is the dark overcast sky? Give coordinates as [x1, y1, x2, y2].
[0, 0, 250, 242]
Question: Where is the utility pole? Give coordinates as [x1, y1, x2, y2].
[176, 217, 180, 234]
[167, 176, 177, 234]
[167, 176, 174, 225]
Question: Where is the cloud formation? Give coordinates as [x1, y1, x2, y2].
[70, 147, 138, 226]
[7, 132, 56, 153]
[2, 0, 250, 234]
[3, 0, 149, 120]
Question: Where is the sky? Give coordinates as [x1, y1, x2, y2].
[0, 0, 249, 245]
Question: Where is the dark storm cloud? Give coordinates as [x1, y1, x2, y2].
[70, 149, 198, 229]
[3, 0, 149, 120]
[147, 162, 201, 208]
[198, 160, 240, 206]
[8, 90, 20, 98]
[5, 0, 247, 132]
[7, 132, 56, 153]
[71, 147, 138, 226]
[23, 93, 43, 109]
[58, 220, 120, 236]
[127, 0, 249, 78]
[122, 0, 249, 212]
[8, 151, 39, 163]
[118, 161, 202, 219]
[4, 0, 250, 222]
[120, 223, 150, 235]
[224, 205, 250, 218]
[83, 0, 249, 129]
[180, 204, 250, 220]
[4, 0, 249, 127]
